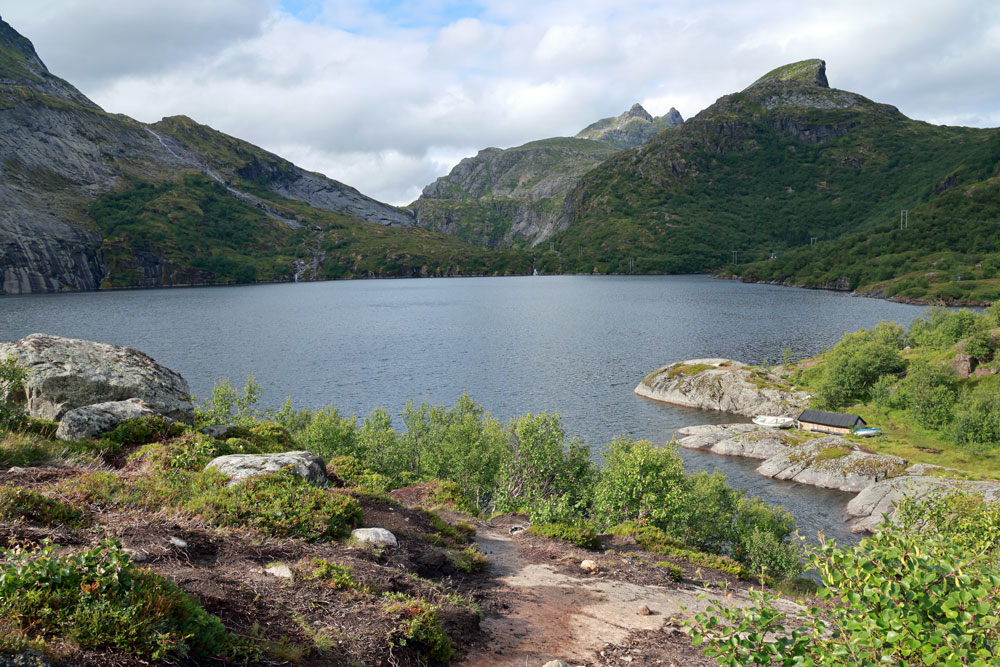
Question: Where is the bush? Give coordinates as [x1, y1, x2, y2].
[592, 437, 686, 530]
[382, 593, 454, 663]
[247, 422, 295, 452]
[964, 329, 995, 361]
[328, 455, 393, 494]
[193, 469, 362, 541]
[688, 492, 1000, 665]
[816, 321, 905, 407]
[493, 413, 595, 520]
[0, 540, 236, 660]
[105, 415, 185, 446]
[194, 374, 262, 427]
[952, 381, 1000, 450]
[528, 521, 602, 549]
[896, 360, 958, 429]
[0, 356, 28, 431]
[0, 485, 88, 527]
[306, 558, 366, 591]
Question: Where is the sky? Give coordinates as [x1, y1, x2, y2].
[3, 1, 999, 205]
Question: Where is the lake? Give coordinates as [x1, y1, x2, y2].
[0, 275, 932, 543]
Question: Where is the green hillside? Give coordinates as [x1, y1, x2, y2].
[536, 60, 1000, 281]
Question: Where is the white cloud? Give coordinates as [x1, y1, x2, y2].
[2, 0, 997, 205]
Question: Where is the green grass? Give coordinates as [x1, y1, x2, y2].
[528, 521, 602, 549]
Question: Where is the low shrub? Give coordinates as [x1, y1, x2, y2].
[306, 558, 366, 591]
[528, 521, 602, 549]
[105, 415, 185, 446]
[0, 356, 28, 431]
[193, 469, 362, 541]
[447, 545, 489, 573]
[0, 540, 237, 660]
[654, 560, 684, 581]
[0, 485, 88, 527]
[247, 422, 295, 452]
[382, 593, 454, 663]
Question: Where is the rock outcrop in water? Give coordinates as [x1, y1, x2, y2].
[635, 359, 810, 417]
[0, 334, 193, 423]
[677, 423, 1000, 531]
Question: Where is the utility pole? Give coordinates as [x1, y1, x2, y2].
[732, 250, 739, 264]
[900, 210, 908, 230]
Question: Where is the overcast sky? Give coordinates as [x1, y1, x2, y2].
[3, 1, 998, 205]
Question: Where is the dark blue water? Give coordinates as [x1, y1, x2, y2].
[0, 275, 931, 543]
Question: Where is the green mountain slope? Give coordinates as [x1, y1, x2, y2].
[0, 17, 527, 294]
[409, 104, 682, 248]
[538, 60, 1000, 278]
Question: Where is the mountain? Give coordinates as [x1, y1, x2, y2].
[575, 103, 684, 149]
[409, 104, 682, 248]
[537, 59, 1000, 283]
[0, 17, 531, 294]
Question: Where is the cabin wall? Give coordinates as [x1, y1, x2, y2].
[799, 422, 853, 435]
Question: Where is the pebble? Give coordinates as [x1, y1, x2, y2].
[168, 536, 187, 548]
[637, 604, 651, 615]
[580, 559, 600, 573]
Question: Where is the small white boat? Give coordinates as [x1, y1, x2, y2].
[752, 415, 795, 429]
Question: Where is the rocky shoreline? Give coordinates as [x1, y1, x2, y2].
[638, 359, 1000, 533]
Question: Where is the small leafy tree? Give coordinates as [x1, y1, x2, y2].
[0, 356, 28, 431]
[952, 381, 1000, 450]
[816, 321, 905, 408]
[195, 374, 262, 427]
[896, 360, 958, 429]
[592, 437, 687, 530]
[688, 491, 1000, 665]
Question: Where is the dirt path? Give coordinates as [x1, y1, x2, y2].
[460, 526, 801, 666]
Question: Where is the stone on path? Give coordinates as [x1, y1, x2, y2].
[351, 527, 398, 547]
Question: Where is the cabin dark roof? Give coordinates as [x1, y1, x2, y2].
[797, 409, 865, 429]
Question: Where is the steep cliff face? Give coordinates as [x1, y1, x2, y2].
[409, 103, 682, 248]
[0, 17, 421, 294]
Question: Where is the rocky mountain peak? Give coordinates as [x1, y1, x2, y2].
[622, 103, 653, 123]
[0, 16, 50, 79]
[746, 58, 829, 91]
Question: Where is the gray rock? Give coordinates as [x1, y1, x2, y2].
[205, 451, 328, 487]
[575, 103, 684, 149]
[351, 527, 398, 547]
[0, 334, 193, 423]
[55, 398, 163, 441]
[952, 353, 975, 379]
[0, 649, 50, 667]
[636, 359, 810, 417]
[265, 563, 295, 579]
[169, 536, 188, 549]
[756, 437, 907, 493]
[846, 476, 1000, 533]
[704, 431, 796, 459]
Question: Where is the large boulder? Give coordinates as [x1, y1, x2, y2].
[56, 398, 164, 441]
[636, 359, 810, 417]
[846, 474, 1000, 533]
[756, 436, 907, 493]
[205, 451, 328, 487]
[0, 334, 192, 423]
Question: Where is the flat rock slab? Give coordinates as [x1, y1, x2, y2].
[756, 436, 907, 493]
[636, 359, 809, 417]
[56, 398, 163, 441]
[846, 476, 1000, 533]
[678, 425, 795, 459]
[0, 333, 193, 423]
[205, 451, 328, 487]
[351, 527, 398, 547]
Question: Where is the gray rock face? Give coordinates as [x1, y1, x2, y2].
[952, 353, 975, 379]
[635, 359, 810, 417]
[56, 398, 162, 441]
[846, 475, 1000, 533]
[205, 451, 328, 487]
[0, 334, 193, 423]
[351, 527, 398, 547]
[273, 172, 415, 227]
[679, 427, 796, 459]
[756, 437, 907, 493]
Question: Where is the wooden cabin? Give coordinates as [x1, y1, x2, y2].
[797, 409, 865, 435]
